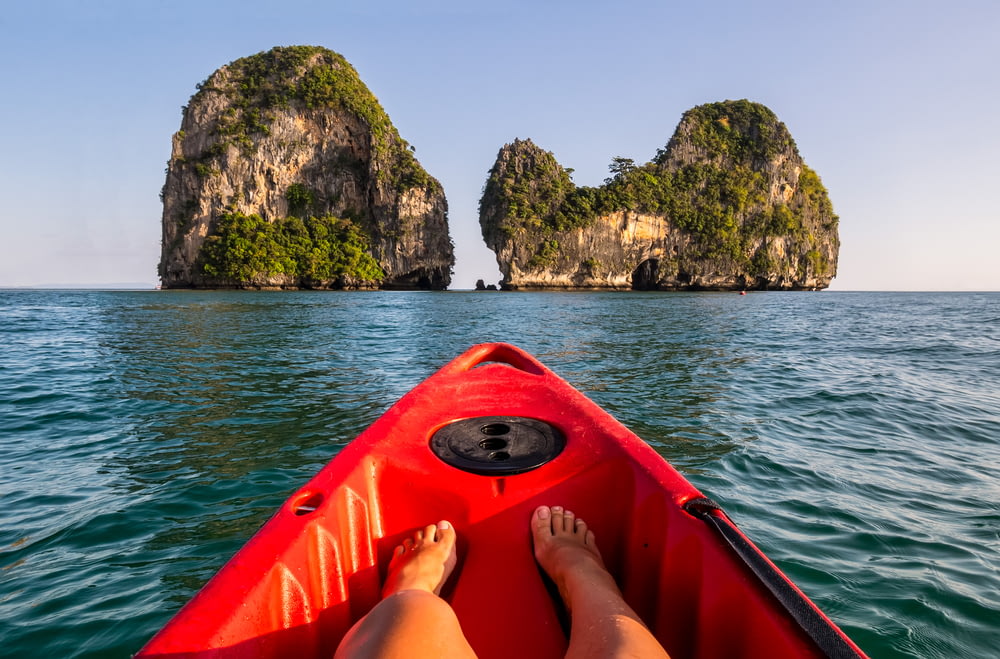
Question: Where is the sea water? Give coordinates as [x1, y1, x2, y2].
[0, 290, 997, 658]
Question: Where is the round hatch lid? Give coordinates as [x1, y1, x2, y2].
[430, 416, 564, 475]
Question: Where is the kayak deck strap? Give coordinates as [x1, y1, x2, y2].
[683, 498, 864, 659]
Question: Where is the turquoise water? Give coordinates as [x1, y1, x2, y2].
[0, 290, 997, 658]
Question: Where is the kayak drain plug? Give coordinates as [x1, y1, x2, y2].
[430, 416, 564, 475]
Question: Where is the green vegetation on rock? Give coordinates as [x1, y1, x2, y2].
[528, 239, 561, 268]
[657, 99, 795, 164]
[482, 101, 837, 277]
[485, 147, 783, 262]
[284, 183, 315, 216]
[796, 165, 837, 229]
[192, 45, 434, 192]
[200, 212, 384, 286]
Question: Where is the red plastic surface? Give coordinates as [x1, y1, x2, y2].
[137, 343, 866, 659]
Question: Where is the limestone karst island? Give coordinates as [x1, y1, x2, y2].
[480, 101, 839, 290]
[158, 46, 453, 290]
[157, 46, 838, 291]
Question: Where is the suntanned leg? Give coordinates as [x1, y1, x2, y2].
[532, 506, 671, 659]
[335, 521, 478, 659]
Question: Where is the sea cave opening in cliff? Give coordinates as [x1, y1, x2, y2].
[631, 259, 659, 291]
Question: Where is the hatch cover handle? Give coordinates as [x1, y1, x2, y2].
[430, 416, 564, 476]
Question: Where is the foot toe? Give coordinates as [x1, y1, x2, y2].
[562, 509, 576, 533]
[550, 506, 566, 534]
[533, 506, 554, 536]
[435, 520, 454, 541]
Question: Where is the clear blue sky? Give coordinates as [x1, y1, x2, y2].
[2, 0, 997, 290]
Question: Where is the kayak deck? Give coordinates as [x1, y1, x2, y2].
[138, 343, 865, 659]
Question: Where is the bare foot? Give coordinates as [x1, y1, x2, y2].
[382, 521, 457, 598]
[531, 506, 671, 658]
[336, 521, 474, 659]
[531, 506, 618, 609]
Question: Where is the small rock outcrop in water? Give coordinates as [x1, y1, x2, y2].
[159, 46, 453, 289]
[474, 279, 498, 291]
[479, 100, 838, 290]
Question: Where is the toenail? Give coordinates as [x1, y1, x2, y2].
[537, 507, 551, 519]
[552, 506, 563, 512]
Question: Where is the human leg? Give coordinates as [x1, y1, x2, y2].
[334, 521, 478, 659]
[531, 506, 671, 659]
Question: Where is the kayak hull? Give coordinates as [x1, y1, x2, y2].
[138, 343, 865, 659]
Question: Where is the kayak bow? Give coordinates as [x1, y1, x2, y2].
[137, 343, 866, 659]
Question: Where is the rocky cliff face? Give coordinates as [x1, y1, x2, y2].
[159, 46, 453, 289]
[479, 100, 838, 290]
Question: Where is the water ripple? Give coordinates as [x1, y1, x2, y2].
[0, 290, 998, 658]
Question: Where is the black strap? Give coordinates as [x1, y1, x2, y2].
[683, 497, 864, 659]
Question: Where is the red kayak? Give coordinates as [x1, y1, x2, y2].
[137, 343, 866, 658]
